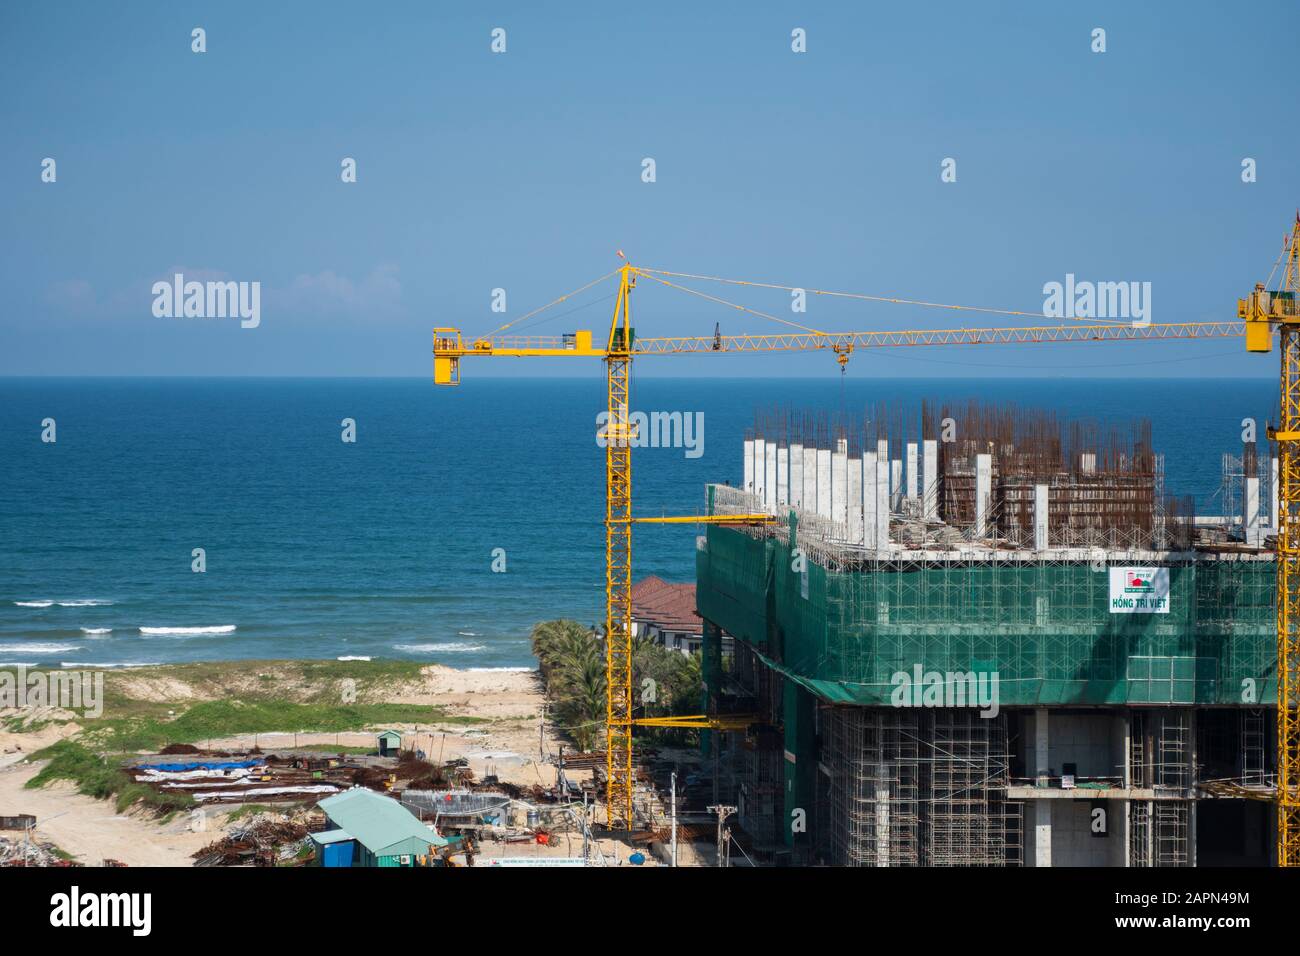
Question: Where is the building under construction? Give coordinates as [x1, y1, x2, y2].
[695, 401, 1277, 866]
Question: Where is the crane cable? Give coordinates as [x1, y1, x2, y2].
[636, 266, 1135, 327]
[635, 270, 827, 335]
[479, 269, 620, 340]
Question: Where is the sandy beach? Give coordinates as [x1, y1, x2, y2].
[0, 661, 568, 866]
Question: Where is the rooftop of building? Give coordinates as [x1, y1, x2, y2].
[316, 786, 452, 855]
[631, 576, 702, 635]
[727, 400, 1275, 565]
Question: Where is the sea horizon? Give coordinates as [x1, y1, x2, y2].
[1, 375, 1278, 669]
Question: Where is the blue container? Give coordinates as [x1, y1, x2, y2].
[322, 841, 356, 868]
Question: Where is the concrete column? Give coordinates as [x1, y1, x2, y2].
[1080, 451, 1096, 475]
[1245, 473, 1261, 545]
[890, 459, 902, 511]
[759, 442, 769, 512]
[863, 451, 877, 547]
[875, 439, 890, 549]
[803, 445, 817, 514]
[790, 443, 804, 509]
[1034, 707, 1050, 784]
[876, 778, 891, 865]
[922, 439, 938, 521]
[1034, 483, 1049, 551]
[1033, 696, 1053, 870]
[848, 449, 864, 543]
[975, 453, 992, 538]
[832, 439, 849, 532]
[754, 438, 766, 504]
[1273, 455, 1280, 532]
[777, 444, 789, 508]
[1034, 802, 1052, 868]
[743, 439, 755, 495]
[816, 448, 832, 520]
[906, 442, 918, 502]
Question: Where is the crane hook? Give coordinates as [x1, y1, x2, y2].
[832, 342, 853, 372]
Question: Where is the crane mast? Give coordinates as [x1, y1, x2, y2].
[604, 264, 636, 828]
[1244, 215, 1300, 865]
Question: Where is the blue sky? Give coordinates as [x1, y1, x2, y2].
[2, 0, 1297, 378]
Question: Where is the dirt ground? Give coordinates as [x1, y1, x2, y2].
[0, 761, 218, 866]
[0, 664, 700, 867]
[199, 664, 556, 789]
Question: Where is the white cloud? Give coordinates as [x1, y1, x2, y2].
[274, 264, 403, 317]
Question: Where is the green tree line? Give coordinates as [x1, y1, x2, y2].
[530, 619, 703, 751]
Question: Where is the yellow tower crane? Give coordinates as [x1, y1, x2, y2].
[434, 257, 1246, 831]
[1243, 213, 1300, 866]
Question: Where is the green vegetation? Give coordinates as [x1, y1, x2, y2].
[25, 740, 194, 814]
[530, 619, 703, 750]
[225, 802, 306, 822]
[82, 699, 456, 752]
[17, 659, 490, 814]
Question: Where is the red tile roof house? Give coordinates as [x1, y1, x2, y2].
[631, 576, 732, 656]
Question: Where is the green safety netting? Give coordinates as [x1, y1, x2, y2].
[697, 524, 1275, 707]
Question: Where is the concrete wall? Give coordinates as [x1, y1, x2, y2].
[1043, 800, 1125, 866]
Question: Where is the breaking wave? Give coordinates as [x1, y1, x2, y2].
[394, 642, 485, 653]
[0, 642, 82, 654]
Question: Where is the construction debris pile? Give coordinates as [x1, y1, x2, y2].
[130, 754, 356, 804]
[0, 835, 79, 867]
[193, 814, 317, 867]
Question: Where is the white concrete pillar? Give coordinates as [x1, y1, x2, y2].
[890, 459, 902, 511]
[1035, 708, 1050, 785]
[759, 442, 769, 512]
[803, 445, 818, 513]
[1033, 802, 1052, 868]
[906, 442, 918, 502]
[743, 439, 755, 495]
[832, 439, 849, 533]
[848, 448, 864, 543]
[790, 443, 804, 509]
[1273, 455, 1281, 531]
[1034, 483, 1049, 551]
[975, 453, 992, 538]
[1033, 708, 1051, 867]
[863, 451, 877, 547]
[1245, 474, 1261, 545]
[874, 439, 890, 548]
[754, 438, 766, 504]
[816, 447, 832, 520]
[922, 439, 938, 521]
[1080, 451, 1096, 475]
[776, 444, 789, 508]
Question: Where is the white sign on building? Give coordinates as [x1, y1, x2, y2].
[1107, 567, 1170, 614]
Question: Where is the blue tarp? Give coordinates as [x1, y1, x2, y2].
[140, 759, 264, 773]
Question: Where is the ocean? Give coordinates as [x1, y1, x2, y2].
[0, 376, 1277, 669]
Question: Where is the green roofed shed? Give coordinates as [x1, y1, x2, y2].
[317, 787, 451, 867]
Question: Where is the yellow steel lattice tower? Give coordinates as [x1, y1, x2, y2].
[604, 264, 636, 829]
[1248, 215, 1300, 865]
